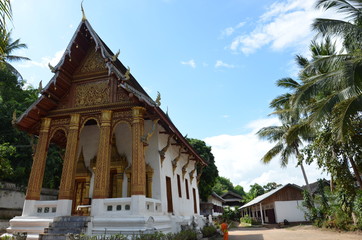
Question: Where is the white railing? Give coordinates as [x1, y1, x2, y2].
[103, 198, 132, 215]
[102, 198, 162, 216]
[145, 198, 162, 214]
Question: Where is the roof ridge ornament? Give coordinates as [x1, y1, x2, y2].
[155, 91, 161, 107]
[111, 49, 120, 62]
[81, 0, 87, 21]
[124, 66, 131, 80]
[48, 63, 56, 73]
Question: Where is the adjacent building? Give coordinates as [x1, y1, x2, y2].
[200, 192, 224, 217]
[239, 184, 306, 224]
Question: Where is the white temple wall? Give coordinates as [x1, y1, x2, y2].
[144, 120, 162, 201]
[158, 130, 200, 217]
[78, 125, 100, 198]
[114, 122, 132, 198]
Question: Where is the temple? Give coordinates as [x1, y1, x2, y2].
[7, 17, 206, 239]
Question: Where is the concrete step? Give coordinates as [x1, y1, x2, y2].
[50, 221, 87, 228]
[53, 216, 90, 222]
[40, 233, 66, 240]
[45, 227, 85, 234]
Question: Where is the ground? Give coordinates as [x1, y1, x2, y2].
[227, 225, 362, 240]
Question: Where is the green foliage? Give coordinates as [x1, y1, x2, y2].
[353, 190, 362, 227]
[302, 189, 318, 223]
[263, 182, 282, 192]
[201, 225, 217, 238]
[212, 176, 234, 196]
[68, 231, 198, 240]
[0, 66, 37, 186]
[212, 176, 246, 201]
[42, 144, 64, 189]
[222, 206, 240, 222]
[187, 138, 218, 202]
[0, 142, 15, 178]
[240, 215, 252, 224]
[0, 66, 63, 188]
[233, 185, 245, 197]
[244, 183, 265, 202]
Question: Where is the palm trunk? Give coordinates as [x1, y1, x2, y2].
[296, 148, 312, 194]
[300, 162, 312, 193]
[348, 156, 362, 190]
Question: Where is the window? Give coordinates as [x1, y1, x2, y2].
[177, 174, 182, 198]
[185, 179, 190, 199]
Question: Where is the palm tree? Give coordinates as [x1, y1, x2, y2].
[300, 0, 362, 141]
[257, 77, 314, 193]
[0, 0, 11, 31]
[0, 29, 30, 80]
[293, 1, 362, 187]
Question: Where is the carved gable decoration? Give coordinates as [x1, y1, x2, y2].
[75, 81, 110, 107]
[116, 87, 131, 103]
[76, 47, 107, 74]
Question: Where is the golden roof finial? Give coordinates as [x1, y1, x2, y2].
[81, 0, 87, 21]
[155, 91, 161, 107]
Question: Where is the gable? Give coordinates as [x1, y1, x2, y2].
[15, 19, 207, 166]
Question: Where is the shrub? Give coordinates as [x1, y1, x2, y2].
[131, 232, 165, 240]
[240, 215, 252, 224]
[201, 225, 217, 237]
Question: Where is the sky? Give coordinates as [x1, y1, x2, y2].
[10, 0, 333, 191]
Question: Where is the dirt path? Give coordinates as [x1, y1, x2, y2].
[228, 225, 362, 240]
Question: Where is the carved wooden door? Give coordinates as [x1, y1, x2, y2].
[72, 179, 86, 214]
[166, 176, 173, 213]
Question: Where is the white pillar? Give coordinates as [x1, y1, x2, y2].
[259, 203, 264, 225]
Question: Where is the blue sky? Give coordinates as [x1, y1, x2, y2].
[11, 0, 330, 191]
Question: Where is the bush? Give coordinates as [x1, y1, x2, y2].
[201, 225, 217, 238]
[131, 232, 165, 240]
[240, 215, 252, 224]
[167, 230, 197, 240]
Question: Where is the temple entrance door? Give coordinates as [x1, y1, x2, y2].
[166, 176, 173, 213]
[72, 178, 90, 215]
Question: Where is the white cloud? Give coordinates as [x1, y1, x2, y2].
[204, 117, 328, 192]
[228, 0, 337, 55]
[19, 50, 64, 69]
[215, 60, 235, 68]
[221, 22, 245, 38]
[181, 59, 196, 68]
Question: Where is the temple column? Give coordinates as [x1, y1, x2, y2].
[25, 118, 51, 200]
[131, 107, 146, 195]
[56, 114, 80, 216]
[93, 110, 113, 199]
[58, 114, 81, 199]
[130, 107, 146, 215]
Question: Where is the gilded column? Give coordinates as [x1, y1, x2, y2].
[131, 107, 146, 195]
[58, 114, 81, 199]
[93, 110, 113, 199]
[25, 118, 51, 200]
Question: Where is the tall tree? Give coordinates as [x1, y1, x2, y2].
[212, 176, 234, 196]
[187, 138, 218, 201]
[297, 0, 362, 141]
[257, 77, 313, 192]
